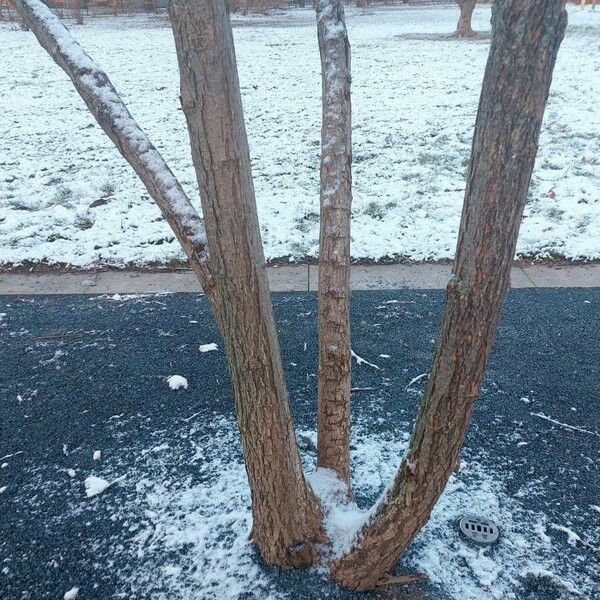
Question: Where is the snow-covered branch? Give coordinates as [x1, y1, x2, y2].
[11, 0, 213, 292]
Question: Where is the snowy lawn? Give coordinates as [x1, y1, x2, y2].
[0, 4, 599, 268]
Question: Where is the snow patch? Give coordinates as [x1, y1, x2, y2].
[84, 475, 121, 498]
[199, 343, 218, 353]
[63, 587, 79, 600]
[167, 375, 188, 390]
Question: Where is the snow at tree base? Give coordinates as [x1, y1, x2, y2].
[1, 4, 599, 268]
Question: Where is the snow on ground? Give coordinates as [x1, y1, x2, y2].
[167, 374, 188, 390]
[1, 4, 599, 267]
[94, 416, 593, 600]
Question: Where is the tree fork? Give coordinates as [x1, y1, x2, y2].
[315, 0, 353, 487]
[332, 0, 567, 590]
[169, 0, 325, 568]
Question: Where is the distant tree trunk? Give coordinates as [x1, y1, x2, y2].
[169, 0, 325, 569]
[455, 0, 476, 37]
[332, 0, 567, 590]
[315, 0, 353, 487]
[356, 0, 367, 8]
[73, 0, 83, 24]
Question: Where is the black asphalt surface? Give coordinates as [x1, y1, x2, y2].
[0, 290, 598, 599]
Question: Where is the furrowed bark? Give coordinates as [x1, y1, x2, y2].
[169, 0, 325, 568]
[11, 0, 214, 296]
[315, 0, 353, 487]
[455, 0, 476, 37]
[332, 0, 567, 590]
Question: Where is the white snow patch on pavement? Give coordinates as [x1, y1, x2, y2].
[550, 523, 582, 547]
[1, 6, 599, 267]
[63, 587, 79, 600]
[198, 343, 218, 353]
[84, 475, 114, 498]
[166, 375, 188, 390]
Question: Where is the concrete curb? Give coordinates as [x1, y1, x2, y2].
[0, 264, 599, 294]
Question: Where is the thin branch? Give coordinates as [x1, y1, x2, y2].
[11, 0, 214, 294]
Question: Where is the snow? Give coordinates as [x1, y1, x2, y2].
[0, 486, 7, 494]
[93, 450, 101, 461]
[405, 372, 428, 389]
[166, 374, 188, 390]
[350, 348, 381, 370]
[530, 411, 599, 437]
[84, 475, 111, 498]
[76, 412, 594, 600]
[1, 5, 599, 267]
[15, 0, 208, 253]
[550, 523, 582, 547]
[306, 467, 365, 558]
[198, 343, 218, 353]
[63, 587, 79, 600]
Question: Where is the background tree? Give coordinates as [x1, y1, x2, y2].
[455, 0, 477, 37]
[72, 0, 83, 24]
[10, 0, 567, 592]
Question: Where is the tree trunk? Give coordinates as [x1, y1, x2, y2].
[315, 0, 353, 487]
[11, 0, 214, 298]
[168, 0, 325, 569]
[356, 0, 367, 8]
[73, 0, 83, 25]
[332, 0, 567, 590]
[455, 0, 476, 37]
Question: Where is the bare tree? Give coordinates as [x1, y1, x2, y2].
[11, 0, 567, 591]
[455, 0, 477, 37]
[315, 0, 353, 487]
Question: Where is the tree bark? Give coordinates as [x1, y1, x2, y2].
[332, 0, 567, 590]
[315, 0, 353, 487]
[169, 0, 325, 569]
[455, 0, 476, 37]
[11, 0, 214, 298]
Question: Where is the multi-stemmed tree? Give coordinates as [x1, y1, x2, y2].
[11, 0, 567, 591]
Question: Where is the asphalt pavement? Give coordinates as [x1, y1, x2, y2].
[0, 290, 598, 599]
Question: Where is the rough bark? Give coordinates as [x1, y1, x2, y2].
[11, 0, 214, 297]
[332, 0, 567, 590]
[315, 0, 353, 487]
[455, 0, 476, 37]
[169, 0, 325, 569]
